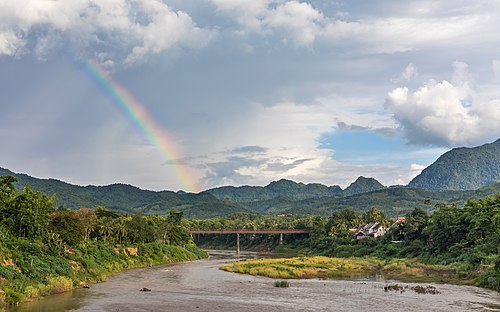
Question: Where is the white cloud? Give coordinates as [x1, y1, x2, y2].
[211, 0, 325, 45]
[493, 59, 500, 81]
[323, 15, 483, 53]
[187, 95, 400, 188]
[212, 0, 269, 30]
[264, 1, 324, 45]
[211, 0, 500, 53]
[0, 30, 24, 56]
[0, 0, 214, 65]
[386, 63, 500, 147]
[401, 63, 418, 81]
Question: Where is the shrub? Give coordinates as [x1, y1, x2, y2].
[24, 285, 40, 301]
[4, 288, 25, 305]
[274, 280, 290, 287]
[47, 276, 73, 294]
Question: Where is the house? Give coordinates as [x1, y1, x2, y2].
[395, 217, 406, 223]
[354, 222, 386, 240]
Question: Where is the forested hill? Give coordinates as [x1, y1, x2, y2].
[1, 166, 499, 219]
[0, 167, 249, 219]
[205, 177, 391, 201]
[205, 179, 342, 202]
[409, 138, 500, 191]
[342, 176, 386, 196]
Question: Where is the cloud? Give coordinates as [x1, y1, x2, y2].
[0, 0, 214, 65]
[211, 0, 500, 53]
[493, 60, 500, 81]
[187, 94, 405, 188]
[401, 63, 418, 81]
[0, 30, 25, 56]
[211, 0, 325, 45]
[385, 62, 500, 147]
[227, 145, 269, 155]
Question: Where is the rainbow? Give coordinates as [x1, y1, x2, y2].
[75, 57, 198, 193]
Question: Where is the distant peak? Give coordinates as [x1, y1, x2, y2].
[343, 176, 386, 196]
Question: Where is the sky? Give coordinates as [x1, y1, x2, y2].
[1, 0, 499, 192]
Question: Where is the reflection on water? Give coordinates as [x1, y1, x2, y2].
[6, 290, 85, 312]
[6, 250, 500, 312]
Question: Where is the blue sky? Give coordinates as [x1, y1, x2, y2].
[1, 0, 499, 192]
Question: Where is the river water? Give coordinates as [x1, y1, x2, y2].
[8, 250, 500, 312]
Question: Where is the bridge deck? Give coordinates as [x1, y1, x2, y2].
[188, 229, 308, 234]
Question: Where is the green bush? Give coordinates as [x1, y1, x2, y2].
[0, 266, 24, 281]
[476, 267, 500, 291]
[4, 288, 25, 305]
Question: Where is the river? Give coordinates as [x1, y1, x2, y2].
[8, 250, 500, 312]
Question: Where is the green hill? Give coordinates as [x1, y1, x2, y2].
[242, 184, 500, 217]
[0, 167, 248, 218]
[343, 176, 386, 196]
[206, 178, 342, 202]
[409, 138, 500, 191]
[1, 166, 499, 219]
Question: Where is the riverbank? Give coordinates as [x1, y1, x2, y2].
[10, 250, 499, 312]
[220, 256, 472, 285]
[0, 239, 208, 306]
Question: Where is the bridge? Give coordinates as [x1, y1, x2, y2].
[188, 229, 309, 254]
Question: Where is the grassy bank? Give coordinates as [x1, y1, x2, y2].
[220, 256, 468, 284]
[0, 237, 207, 306]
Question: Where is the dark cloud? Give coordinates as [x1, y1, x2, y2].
[265, 158, 313, 172]
[227, 146, 269, 154]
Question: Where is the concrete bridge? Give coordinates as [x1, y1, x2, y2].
[188, 229, 309, 254]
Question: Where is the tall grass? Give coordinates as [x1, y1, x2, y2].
[221, 256, 461, 283]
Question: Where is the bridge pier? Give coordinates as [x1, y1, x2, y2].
[236, 233, 240, 255]
[187, 229, 308, 255]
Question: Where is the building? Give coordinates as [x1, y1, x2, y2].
[354, 222, 386, 239]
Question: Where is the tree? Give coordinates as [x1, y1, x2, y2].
[463, 196, 500, 254]
[424, 203, 468, 255]
[49, 209, 85, 246]
[327, 209, 360, 239]
[8, 185, 54, 239]
[400, 208, 429, 241]
[361, 207, 390, 228]
[165, 210, 190, 246]
[75, 208, 97, 243]
[126, 215, 154, 244]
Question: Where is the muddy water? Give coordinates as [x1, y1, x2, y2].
[9, 250, 500, 312]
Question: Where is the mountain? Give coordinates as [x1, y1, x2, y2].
[205, 179, 342, 202]
[0, 167, 248, 218]
[253, 183, 500, 217]
[409, 139, 500, 191]
[1, 166, 499, 219]
[342, 176, 386, 196]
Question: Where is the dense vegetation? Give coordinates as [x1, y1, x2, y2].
[207, 179, 343, 201]
[0, 176, 207, 306]
[191, 197, 500, 291]
[409, 138, 500, 191]
[0, 167, 249, 219]
[2, 166, 500, 219]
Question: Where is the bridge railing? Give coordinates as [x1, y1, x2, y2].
[187, 229, 309, 234]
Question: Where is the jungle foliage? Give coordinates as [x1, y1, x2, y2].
[190, 196, 500, 291]
[0, 176, 207, 306]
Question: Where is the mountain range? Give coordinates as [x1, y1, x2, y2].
[1, 138, 499, 218]
[409, 138, 500, 191]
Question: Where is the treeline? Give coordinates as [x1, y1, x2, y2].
[0, 176, 191, 248]
[189, 196, 500, 291]
[0, 176, 206, 305]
